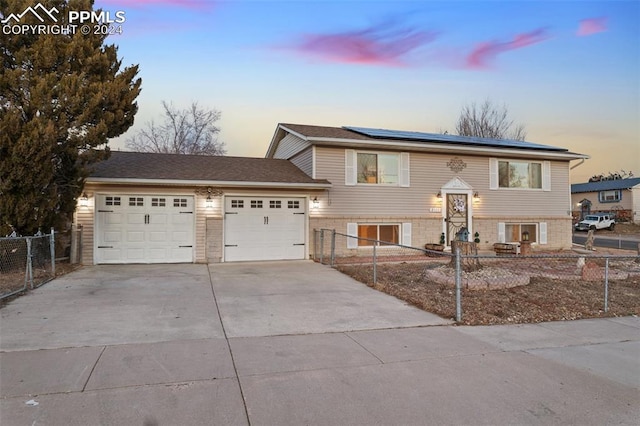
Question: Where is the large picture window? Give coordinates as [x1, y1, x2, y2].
[357, 153, 399, 184]
[498, 160, 542, 189]
[357, 224, 399, 246]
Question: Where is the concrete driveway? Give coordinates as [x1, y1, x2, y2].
[1, 261, 639, 425]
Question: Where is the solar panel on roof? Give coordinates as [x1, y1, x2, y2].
[342, 126, 567, 152]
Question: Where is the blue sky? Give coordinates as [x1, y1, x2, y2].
[98, 0, 639, 182]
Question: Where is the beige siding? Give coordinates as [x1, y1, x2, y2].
[206, 217, 223, 262]
[290, 147, 313, 177]
[571, 191, 633, 212]
[313, 147, 572, 218]
[273, 133, 310, 160]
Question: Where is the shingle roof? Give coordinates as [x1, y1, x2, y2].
[88, 151, 330, 186]
[281, 123, 372, 140]
[571, 177, 640, 193]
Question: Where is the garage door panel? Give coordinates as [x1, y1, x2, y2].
[171, 231, 189, 243]
[149, 231, 167, 242]
[104, 231, 121, 243]
[125, 248, 145, 261]
[151, 214, 168, 224]
[96, 194, 194, 264]
[105, 213, 122, 224]
[127, 213, 145, 225]
[172, 214, 192, 225]
[126, 231, 145, 242]
[224, 197, 306, 262]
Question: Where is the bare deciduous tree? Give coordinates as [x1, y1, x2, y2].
[126, 101, 226, 155]
[455, 99, 527, 141]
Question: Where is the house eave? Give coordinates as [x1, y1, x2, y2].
[305, 137, 589, 160]
[85, 177, 332, 189]
[266, 124, 310, 158]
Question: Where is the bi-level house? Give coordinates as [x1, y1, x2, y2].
[268, 124, 588, 256]
[74, 123, 588, 264]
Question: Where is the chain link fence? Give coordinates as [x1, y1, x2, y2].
[1, 230, 57, 300]
[313, 228, 640, 324]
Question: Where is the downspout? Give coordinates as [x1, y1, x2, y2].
[570, 158, 586, 170]
[569, 158, 587, 221]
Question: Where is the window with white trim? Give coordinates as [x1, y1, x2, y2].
[499, 160, 542, 189]
[357, 224, 400, 246]
[231, 199, 244, 208]
[490, 158, 550, 191]
[357, 152, 399, 184]
[270, 200, 282, 209]
[346, 150, 409, 187]
[251, 200, 263, 208]
[151, 197, 166, 207]
[598, 190, 621, 203]
[505, 223, 537, 243]
[288, 200, 300, 209]
[173, 198, 187, 207]
[129, 197, 144, 206]
[105, 196, 121, 206]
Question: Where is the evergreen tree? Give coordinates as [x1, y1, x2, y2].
[0, 0, 141, 235]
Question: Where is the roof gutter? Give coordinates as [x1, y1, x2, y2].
[307, 138, 590, 160]
[86, 177, 332, 189]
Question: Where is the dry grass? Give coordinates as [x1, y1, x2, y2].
[0, 262, 80, 305]
[337, 262, 640, 325]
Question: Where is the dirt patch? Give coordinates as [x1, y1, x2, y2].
[337, 262, 640, 325]
[0, 262, 80, 305]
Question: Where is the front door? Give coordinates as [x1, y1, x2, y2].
[446, 193, 469, 244]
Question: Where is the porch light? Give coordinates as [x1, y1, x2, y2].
[522, 231, 530, 242]
[312, 196, 319, 209]
[436, 191, 442, 200]
[473, 192, 480, 201]
[205, 187, 214, 209]
[79, 192, 88, 207]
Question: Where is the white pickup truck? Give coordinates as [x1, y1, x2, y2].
[574, 214, 615, 231]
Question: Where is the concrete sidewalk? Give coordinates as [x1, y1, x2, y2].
[1, 262, 639, 425]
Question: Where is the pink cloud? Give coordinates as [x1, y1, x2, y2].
[97, 0, 214, 11]
[292, 24, 438, 66]
[466, 28, 549, 69]
[577, 17, 608, 36]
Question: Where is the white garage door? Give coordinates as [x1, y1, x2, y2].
[95, 194, 194, 264]
[224, 196, 306, 262]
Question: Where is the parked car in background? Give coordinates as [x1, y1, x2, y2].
[574, 213, 615, 231]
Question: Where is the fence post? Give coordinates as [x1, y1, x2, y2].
[604, 257, 609, 313]
[79, 224, 83, 265]
[455, 246, 462, 322]
[26, 238, 34, 289]
[373, 243, 377, 284]
[330, 230, 336, 267]
[50, 227, 56, 275]
[319, 229, 324, 264]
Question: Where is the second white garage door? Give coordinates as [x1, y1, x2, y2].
[224, 196, 306, 262]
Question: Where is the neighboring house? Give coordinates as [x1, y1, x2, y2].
[571, 177, 640, 224]
[75, 124, 588, 265]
